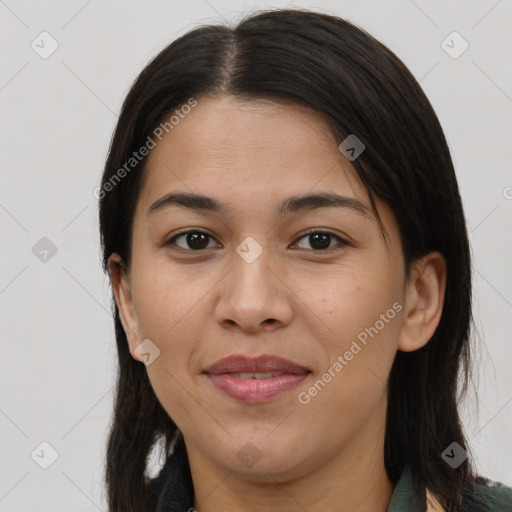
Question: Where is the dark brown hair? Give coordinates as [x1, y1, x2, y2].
[99, 8, 479, 511]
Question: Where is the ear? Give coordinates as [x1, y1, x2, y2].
[398, 251, 447, 352]
[108, 253, 143, 362]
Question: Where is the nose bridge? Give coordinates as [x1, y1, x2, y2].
[230, 236, 275, 304]
[215, 236, 292, 330]
[233, 241, 272, 299]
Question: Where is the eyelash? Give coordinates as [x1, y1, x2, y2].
[164, 229, 351, 253]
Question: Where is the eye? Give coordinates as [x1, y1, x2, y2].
[293, 230, 349, 251]
[164, 229, 350, 252]
[165, 230, 220, 251]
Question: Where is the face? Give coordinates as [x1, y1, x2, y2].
[110, 95, 444, 483]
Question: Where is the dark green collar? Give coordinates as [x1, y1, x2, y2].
[386, 466, 426, 512]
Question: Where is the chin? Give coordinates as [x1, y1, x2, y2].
[213, 435, 314, 482]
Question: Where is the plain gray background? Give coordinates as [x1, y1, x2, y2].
[1, 0, 511, 510]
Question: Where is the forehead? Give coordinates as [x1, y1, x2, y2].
[138, 95, 368, 208]
[164, 95, 338, 149]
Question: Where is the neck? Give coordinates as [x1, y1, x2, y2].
[187, 399, 394, 512]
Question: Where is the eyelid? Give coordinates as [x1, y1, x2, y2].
[292, 229, 351, 250]
[164, 228, 221, 249]
[164, 228, 351, 251]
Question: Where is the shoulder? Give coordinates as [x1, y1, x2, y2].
[462, 475, 512, 512]
[394, 468, 512, 512]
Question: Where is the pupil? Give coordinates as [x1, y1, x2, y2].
[310, 233, 330, 250]
[184, 233, 332, 250]
[188, 232, 208, 250]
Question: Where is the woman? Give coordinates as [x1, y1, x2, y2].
[98, 8, 512, 512]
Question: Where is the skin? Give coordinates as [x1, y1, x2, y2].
[109, 95, 446, 512]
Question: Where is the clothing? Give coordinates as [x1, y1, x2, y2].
[146, 437, 512, 511]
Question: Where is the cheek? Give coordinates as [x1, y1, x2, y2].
[300, 268, 402, 406]
[142, 317, 202, 437]
[294, 316, 399, 444]
[130, 261, 208, 338]
[129, 261, 212, 391]
[129, 267, 203, 408]
[310, 264, 401, 350]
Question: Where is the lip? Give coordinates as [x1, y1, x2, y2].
[203, 354, 311, 404]
[204, 354, 310, 374]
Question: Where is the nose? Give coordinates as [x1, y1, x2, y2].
[214, 241, 293, 333]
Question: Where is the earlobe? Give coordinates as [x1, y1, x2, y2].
[108, 253, 143, 362]
[397, 251, 447, 353]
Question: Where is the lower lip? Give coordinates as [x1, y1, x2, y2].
[207, 373, 310, 404]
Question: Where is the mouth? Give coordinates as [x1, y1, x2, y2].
[228, 371, 291, 379]
[203, 354, 312, 404]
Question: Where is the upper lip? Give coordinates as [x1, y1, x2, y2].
[204, 354, 310, 375]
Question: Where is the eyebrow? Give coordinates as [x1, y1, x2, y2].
[147, 191, 371, 218]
